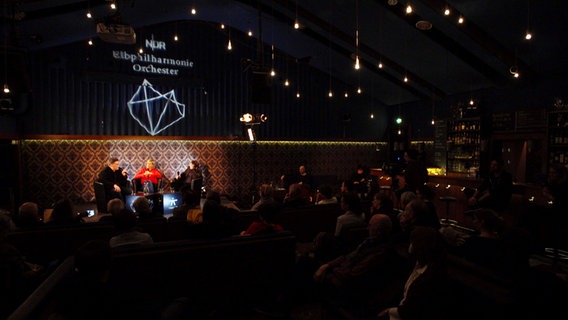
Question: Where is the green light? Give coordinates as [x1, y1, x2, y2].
[395, 117, 402, 124]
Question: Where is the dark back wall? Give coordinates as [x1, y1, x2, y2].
[0, 20, 388, 140]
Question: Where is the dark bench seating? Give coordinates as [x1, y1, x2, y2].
[8, 231, 297, 320]
[6, 217, 169, 264]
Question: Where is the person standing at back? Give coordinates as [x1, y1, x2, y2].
[468, 158, 513, 213]
[402, 149, 428, 194]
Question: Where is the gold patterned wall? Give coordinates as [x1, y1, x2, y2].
[21, 139, 385, 208]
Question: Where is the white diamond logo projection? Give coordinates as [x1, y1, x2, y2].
[128, 79, 186, 136]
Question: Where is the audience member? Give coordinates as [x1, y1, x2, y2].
[315, 184, 338, 205]
[172, 185, 202, 223]
[46, 199, 81, 225]
[543, 162, 568, 216]
[368, 192, 401, 235]
[415, 185, 440, 230]
[334, 192, 366, 237]
[377, 226, 452, 320]
[313, 214, 408, 314]
[15, 201, 43, 228]
[240, 202, 284, 236]
[195, 190, 239, 238]
[109, 208, 154, 248]
[468, 158, 513, 213]
[251, 183, 277, 210]
[394, 199, 441, 246]
[132, 196, 157, 219]
[282, 183, 312, 208]
[351, 165, 370, 197]
[452, 208, 505, 272]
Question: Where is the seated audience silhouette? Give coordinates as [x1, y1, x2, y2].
[109, 208, 154, 248]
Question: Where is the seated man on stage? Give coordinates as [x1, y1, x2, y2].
[171, 160, 202, 192]
[133, 159, 163, 193]
[97, 157, 131, 202]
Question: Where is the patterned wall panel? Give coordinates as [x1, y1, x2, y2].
[21, 139, 385, 209]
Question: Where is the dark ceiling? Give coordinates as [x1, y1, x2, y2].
[2, 0, 567, 106]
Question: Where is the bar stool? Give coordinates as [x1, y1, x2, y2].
[439, 196, 457, 225]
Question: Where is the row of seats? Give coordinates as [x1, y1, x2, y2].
[6, 203, 345, 265]
[8, 231, 298, 320]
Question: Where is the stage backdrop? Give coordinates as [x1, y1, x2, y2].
[20, 138, 386, 208]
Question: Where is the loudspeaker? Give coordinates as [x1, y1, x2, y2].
[250, 72, 271, 104]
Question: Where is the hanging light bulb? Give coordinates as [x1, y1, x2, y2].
[397, 129, 402, 135]
[525, 31, 532, 40]
[248, 30, 253, 37]
[227, 39, 232, 51]
[444, 8, 450, 16]
[294, 20, 300, 29]
[354, 56, 360, 70]
[86, 11, 92, 19]
[191, 7, 197, 15]
[270, 69, 276, 77]
[3, 84, 10, 94]
[344, 92, 349, 98]
[220, 24, 225, 29]
[328, 90, 333, 98]
[458, 16, 464, 24]
[284, 79, 290, 87]
[173, 35, 179, 41]
[357, 87, 362, 94]
[370, 113, 374, 119]
[403, 76, 408, 83]
[431, 119, 435, 125]
[378, 61, 383, 69]
[296, 92, 301, 98]
[88, 39, 93, 46]
[406, 4, 413, 14]
[469, 99, 475, 105]
[139, 48, 143, 54]
[110, 1, 116, 10]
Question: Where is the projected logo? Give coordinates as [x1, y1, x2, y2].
[127, 79, 186, 136]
